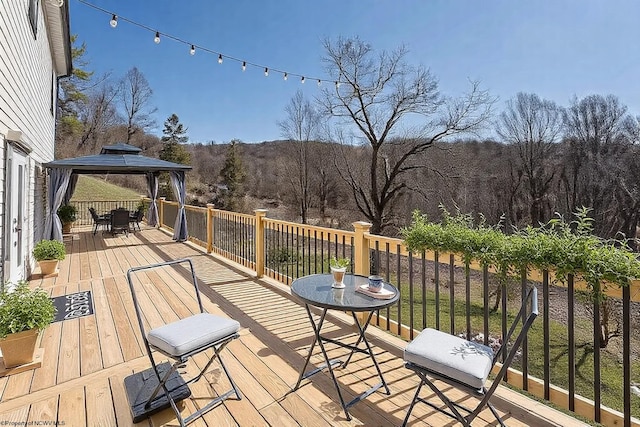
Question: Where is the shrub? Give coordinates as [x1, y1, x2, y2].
[401, 207, 640, 293]
[33, 239, 66, 261]
[57, 204, 77, 223]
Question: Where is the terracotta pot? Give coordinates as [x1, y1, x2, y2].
[0, 329, 39, 368]
[62, 222, 73, 233]
[38, 259, 58, 275]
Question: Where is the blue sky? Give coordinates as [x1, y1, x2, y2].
[70, 0, 640, 144]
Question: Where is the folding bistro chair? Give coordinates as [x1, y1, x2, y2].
[125, 258, 242, 426]
[402, 286, 538, 426]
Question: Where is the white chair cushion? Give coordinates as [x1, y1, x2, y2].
[404, 328, 494, 389]
[148, 313, 240, 357]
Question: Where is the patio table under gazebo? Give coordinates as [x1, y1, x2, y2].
[43, 143, 191, 242]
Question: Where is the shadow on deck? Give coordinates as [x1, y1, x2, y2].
[0, 227, 585, 426]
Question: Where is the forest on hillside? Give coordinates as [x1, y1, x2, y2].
[55, 36, 640, 244]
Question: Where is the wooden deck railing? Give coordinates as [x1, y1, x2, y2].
[152, 199, 639, 427]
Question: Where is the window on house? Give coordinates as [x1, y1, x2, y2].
[28, 0, 38, 38]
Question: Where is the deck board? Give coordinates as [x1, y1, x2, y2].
[30, 284, 66, 392]
[56, 282, 80, 384]
[0, 227, 585, 426]
[79, 279, 102, 376]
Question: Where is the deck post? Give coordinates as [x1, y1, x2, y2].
[206, 204, 215, 253]
[352, 221, 372, 324]
[254, 209, 268, 278]
[352, 221, 372, 277]
[158, 197, 166, 228]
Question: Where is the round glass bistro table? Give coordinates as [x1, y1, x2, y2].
[291, 273, 399, 421]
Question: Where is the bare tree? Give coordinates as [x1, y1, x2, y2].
[278, 91, 321, 223]
[76, 81, 121, 152]
[496, 93, 563, 225]
[560, 94, 637, 238]
[318, 37, 494, 234]
[119, 67, 157, 143]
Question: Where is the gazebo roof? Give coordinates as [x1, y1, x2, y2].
[44, 143, 191, 174]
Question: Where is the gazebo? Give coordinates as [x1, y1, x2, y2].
[43, 143, 191, 242]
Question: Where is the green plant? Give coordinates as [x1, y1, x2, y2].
[330, 257, 350, 269]
[401, 206, 640, 349]
[33, 239, 66, 261]
[0, 281, 56, 338]
[136, 200, 147, 214]
[57, 204, 77, 223]
[401, 207, 640, 291]
[268, 248, 299, 266]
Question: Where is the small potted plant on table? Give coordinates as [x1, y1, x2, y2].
[57, 204, 77, 234]
[330, 257, 350, 288]
[33, 239, 66, 276]
[0, 281, 56, 368]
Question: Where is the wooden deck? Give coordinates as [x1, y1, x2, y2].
[0, 227, 585, 426]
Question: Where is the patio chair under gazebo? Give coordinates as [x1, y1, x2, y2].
[43, 143, 191, 242]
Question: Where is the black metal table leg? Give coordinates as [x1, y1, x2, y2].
[293, 305, 351, 420]
[348, 311, 391, 395]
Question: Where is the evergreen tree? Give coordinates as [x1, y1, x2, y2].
[159, 114, 190, 198]
[219, 139, 246, 211]
[159, 113, 190, 164]
[55, 35, 94, 154]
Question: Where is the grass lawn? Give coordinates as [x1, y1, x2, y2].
[70, 175, 141, 201]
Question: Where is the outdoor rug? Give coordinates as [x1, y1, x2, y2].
[51, 290, 94, 323]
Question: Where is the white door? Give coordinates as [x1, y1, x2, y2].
[6, 145, 28, 284]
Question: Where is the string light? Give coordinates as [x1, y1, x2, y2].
[335, 81, 341, 88]
[79, 0, 334, 86]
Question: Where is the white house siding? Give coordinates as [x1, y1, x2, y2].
[0, 0, 60, 282]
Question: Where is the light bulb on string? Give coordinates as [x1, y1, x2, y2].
[82, 3, 339, 91]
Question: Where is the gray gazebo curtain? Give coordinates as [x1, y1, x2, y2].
[63, 173, 78, 205]
[170, 170, 188, 242]
[44, 168, 73, 241]
[146, 172, 159, 227]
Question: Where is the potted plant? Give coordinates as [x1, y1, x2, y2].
[0, 281, 56, 367]
[33, 239, 66, 276]
[330, 257, 350, 288]
[57, 204, 77, 233]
